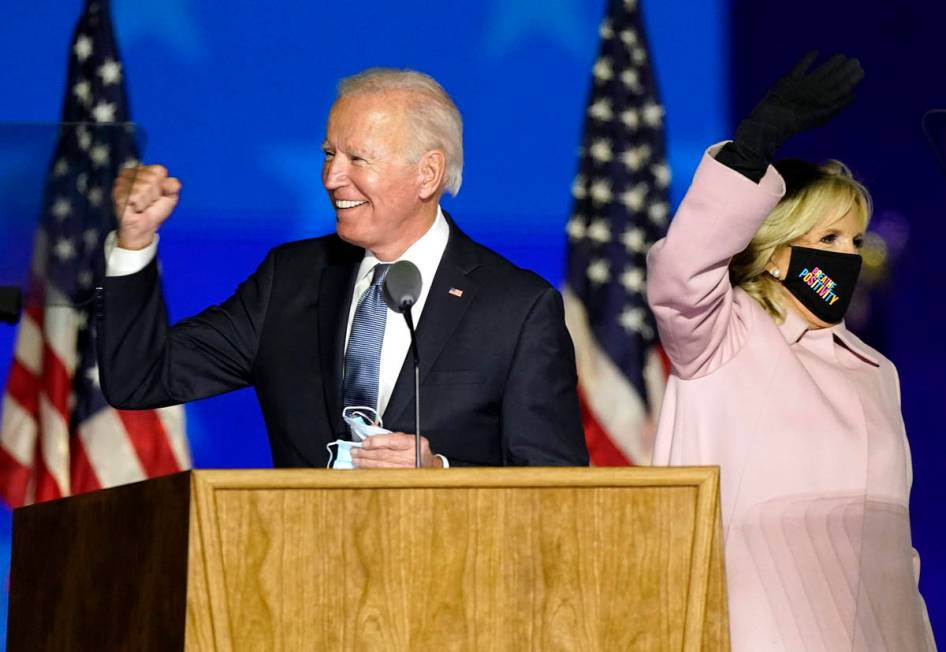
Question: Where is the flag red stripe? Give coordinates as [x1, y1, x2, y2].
[24, 343, 73, 503]
[24, 304, 44, 328]
[0, 446, 32, 507]
[69, 436, 102, 494]
[5, 360, 41, 417]
[31, 454, 62, 503]
[116, 409, 182, 476]
[656, 343, 671, 376]
[578, 386, 634, 466]
[41, 342, 72, 419]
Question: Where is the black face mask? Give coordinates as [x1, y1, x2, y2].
[781, 246, 862, 325]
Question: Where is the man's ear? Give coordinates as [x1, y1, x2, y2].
[418, 150, 446, 200]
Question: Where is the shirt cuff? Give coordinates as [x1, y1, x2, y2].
[105, 231, 159, 277]
[435, 454, 450, 468]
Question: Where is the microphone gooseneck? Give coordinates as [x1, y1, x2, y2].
[382, 261, 423, 467]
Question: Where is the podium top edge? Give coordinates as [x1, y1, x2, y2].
[186, 466, 719, 490]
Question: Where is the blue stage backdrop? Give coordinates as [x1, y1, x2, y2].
[0, 0, 941, 644]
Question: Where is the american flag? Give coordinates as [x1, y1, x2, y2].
[563, 0, 670, 465]
[0, 0, 189, 507]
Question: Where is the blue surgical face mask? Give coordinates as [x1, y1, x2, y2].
[342, 406, 390, 441]
[326, 439, 363, 470]
[327, 406, 392, 469]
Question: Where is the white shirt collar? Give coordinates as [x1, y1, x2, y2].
[355, 206, 450, 289]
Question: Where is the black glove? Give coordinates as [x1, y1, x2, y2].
[717, 50, 865, 182]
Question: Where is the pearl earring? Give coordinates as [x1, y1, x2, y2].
[771, 269, 781, 279]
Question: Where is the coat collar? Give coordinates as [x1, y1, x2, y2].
[777, 304, 879, 366]
[830, 322, 880, 367]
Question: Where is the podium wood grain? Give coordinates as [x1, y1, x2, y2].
[8, 468, 729, 651]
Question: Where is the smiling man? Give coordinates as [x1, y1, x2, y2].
[96, 68, 588, 468]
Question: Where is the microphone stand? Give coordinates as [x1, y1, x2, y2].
[401, 300, 421, 468]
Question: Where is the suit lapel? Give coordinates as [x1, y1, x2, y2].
[318, 256, 359, 436]
[383, 221, 481, 426]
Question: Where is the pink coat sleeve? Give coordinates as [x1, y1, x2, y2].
[646, 145, 785, 379]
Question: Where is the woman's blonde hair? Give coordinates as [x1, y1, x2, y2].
[729, 159, 872, 322]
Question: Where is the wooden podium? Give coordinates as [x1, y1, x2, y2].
[7, 468, 729, 651]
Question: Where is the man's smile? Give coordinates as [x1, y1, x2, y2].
[335, 199, 368, 209]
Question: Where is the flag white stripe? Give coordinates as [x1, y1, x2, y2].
[643, 345, 667, 430]
[38, 393, 70, 495]
[13, 312, 43, 375]
[43, 304, 79, 376]
[78, 409, 146, 487]
[0, 396, 37, 466]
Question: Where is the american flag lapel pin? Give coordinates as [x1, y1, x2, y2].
[448, 287, 464, 298]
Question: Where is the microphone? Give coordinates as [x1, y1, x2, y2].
[1, 286, 23, 325]
[382, 261, 423, 468]
[382, 261, 422, 313]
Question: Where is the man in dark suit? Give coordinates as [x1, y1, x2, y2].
[97, 68, 588, 468]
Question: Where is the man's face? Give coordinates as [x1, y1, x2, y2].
[322, 92, 428, 259]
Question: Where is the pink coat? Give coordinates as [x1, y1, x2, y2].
[648, 147, 936, 651]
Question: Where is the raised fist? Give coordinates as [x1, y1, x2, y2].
[111, 164, 181, 250]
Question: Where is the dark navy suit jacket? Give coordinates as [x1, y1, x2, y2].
[96, 217, 588, 467]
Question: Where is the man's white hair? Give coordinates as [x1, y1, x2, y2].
[338, 68, 463, 196]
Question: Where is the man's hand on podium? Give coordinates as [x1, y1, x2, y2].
[351, 433, 444, 468]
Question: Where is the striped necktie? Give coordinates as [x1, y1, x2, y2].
[342, 263, 390, 412]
